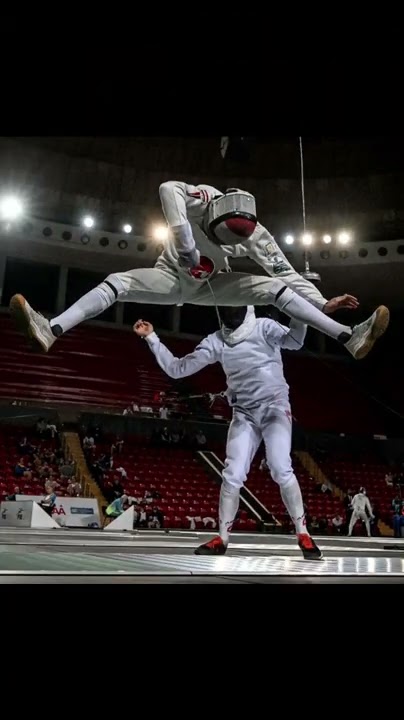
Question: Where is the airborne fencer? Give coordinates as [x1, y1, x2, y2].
[10, 182, 388, 359]
[134, 307, 322, 560]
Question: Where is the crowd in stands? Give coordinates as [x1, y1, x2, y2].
[122, 387, 226, 423]
[83, 427, 167, 528]
[1, 420, 81, 511]
[81, 421, 394, 536]
[4, 416, 401, 538]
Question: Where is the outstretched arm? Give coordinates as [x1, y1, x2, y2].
[134, 320, 218, 379]
[262, 317, 307, 351]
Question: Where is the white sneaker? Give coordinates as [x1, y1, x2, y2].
[345, 305, 390, 360]
[9, 294, 56, 353]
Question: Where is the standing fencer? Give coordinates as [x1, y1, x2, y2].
[134, 307, 322, 560]
[10, 182, 388, 360]
[348, 487, 375, 537]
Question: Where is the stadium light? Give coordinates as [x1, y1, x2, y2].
[82, 215, 95, 229]
[322, 234, 332, 244]
[123, 223, 132, 234]
[153, 224, 169, 241]
[0, 195, 24, 221]
[338, 231, 351, 245]
[285, 234, 294, 245]
[302, 233, 313, 246]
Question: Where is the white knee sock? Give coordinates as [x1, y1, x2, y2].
[219, 483, 240, 545]
[280, 476, 307, 534]
[275, 287, 352, 342]
[50, 280, 120, 334]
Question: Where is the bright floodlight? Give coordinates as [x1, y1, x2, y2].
[338, 231, 350, 245]
[0, 196, 23, 221]
[153, 224, 169, 241]
[285, 234, 294, 245]
[302, 233, 313, 246]
[82, 215, 94, 229]
[123, 224, 132, 234]
[322, 234, 332, 244]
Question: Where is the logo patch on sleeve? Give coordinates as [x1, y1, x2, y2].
[265, 244, 290, 275]
[265, 240, 277, 255]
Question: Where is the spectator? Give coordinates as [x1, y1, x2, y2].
[138, 507, 148, 527]
[159, 405, 169, 420]
[202, 516, 216, 529]
[66, 478, 82, 497]
[46, 423, 58, 439]
[259, 458, 268, 471]
[36, 418, 47, 435]
[148, 506, 164, 529]
[385, 472, 394, 487]
[143, 490, 153, 505]
[105, 494, 129, 519]
[311, 516, 320, 533]
[39, 462, 51, 479]
[332, 514, 344, 534]
[160, 427, 170, 444]
[60, 460, 75, 478]
[392, 495, 402, 514]
[115, 438, 124, 454]
[99, 453, 111, 471]
[40, 487, 57, 516]
[133, 504, 142, 527]
[195, 430, 207, 448]
[115, 466, 127, 480]
[6, 486, 20, 501]
[112, 478, 124, 497]
[14, 458, 26, 478]
[83, 435, 95, 450]
[396, 472, 404, 488]
[392, 497, 404, 538]
[18, 437, 33, 455]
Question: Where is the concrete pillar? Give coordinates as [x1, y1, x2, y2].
[56, 266, 68, 313]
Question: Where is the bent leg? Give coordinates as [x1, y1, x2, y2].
[190, 272, 351, 343]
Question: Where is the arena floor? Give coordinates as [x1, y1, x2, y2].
[0, 528, 403, 583]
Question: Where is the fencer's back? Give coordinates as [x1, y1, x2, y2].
[212, 319, 290, 409]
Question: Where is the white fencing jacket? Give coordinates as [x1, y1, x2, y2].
[145, 308, 306, 409]
[158, 180, 327, 310]
[351, 492, 373, 516]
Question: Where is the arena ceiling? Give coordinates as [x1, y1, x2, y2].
[14, 136, 404, 178]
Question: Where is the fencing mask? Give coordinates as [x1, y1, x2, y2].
[218, 306, 256, 346]
[218, 306, 248, 330]
[205, 189, 257, 246]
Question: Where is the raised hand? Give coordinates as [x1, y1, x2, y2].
[133, 320, 154, 337]
[323, 294, 359, 314]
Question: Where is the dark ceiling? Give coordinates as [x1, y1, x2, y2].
[15, 136, 404, 179]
